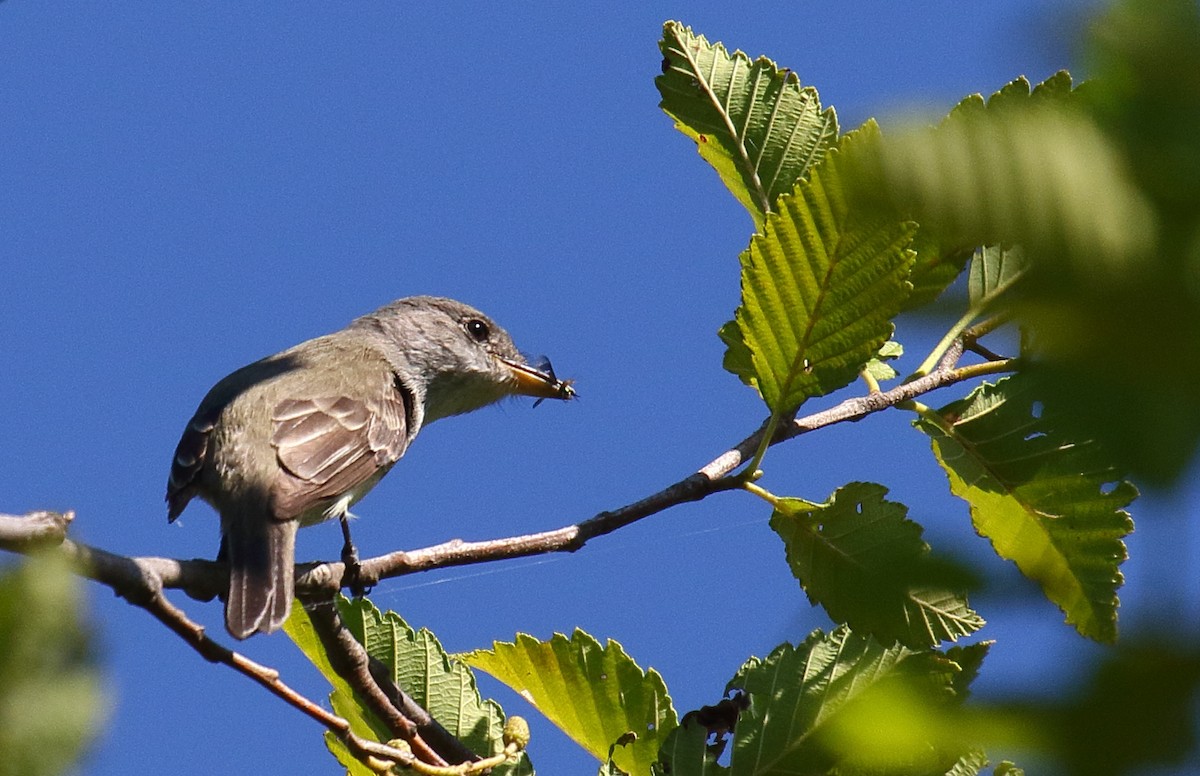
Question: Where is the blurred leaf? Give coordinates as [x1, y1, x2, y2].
[464, 630, 676, 776]
[1052, 639, 1200, 776]
[914, 376, 1136, 642]
[905, 228, 973, 311]
[1005, 0, 1200, 485]
[944, 642, 991, 701]
[0, 555, 103, 776]
[657, 21, 838, 224]
[863, 339, 904, 382]
[944, 750, 989, 776]
[852, 64, 1200, 483]
[723, 122, 917, 413]
[859, 72, 1155, 280]
[287, 597, 532, 775]
[1086, 0, 1200, 229]
[771, 482, 984, 648]
[993, 763, 1025, 776]
[947, 71, 1076, 122]
[707, 627, 981, 775]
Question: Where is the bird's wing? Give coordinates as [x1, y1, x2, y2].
[269, 375, 414, 521]
[167, 410, 218, 521]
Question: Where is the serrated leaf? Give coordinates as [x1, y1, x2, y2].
[464, 630, 676, 776]
[947, 72, 1075, 123]
[0, 554, 103, 776]
[283, 601, 385, 775]
[914, 375, 1136, 642]
[657, 21, 838, 223]
[945, 750, 990, 776]
[968, 245, 1027, 307]
[717, 318, 756, 388]
[863, 71, 1154, 278]
[721, 627, 978, 775]
[286, 598, 532, 775]
[724, 122, 917, 412]
[771, 482, 984, 648]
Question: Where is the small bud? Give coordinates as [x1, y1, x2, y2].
[386, 738, 413, 755]
[503, 716, 531, 750]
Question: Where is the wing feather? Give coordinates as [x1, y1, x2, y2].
[269, 378, 413, 520]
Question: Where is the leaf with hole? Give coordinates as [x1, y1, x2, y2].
[772, 482, 984, 648]
[915, 375, 1136, 642]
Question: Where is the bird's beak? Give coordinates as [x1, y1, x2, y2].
[499, 356, 576, 402]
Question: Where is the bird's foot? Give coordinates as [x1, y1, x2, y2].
[339, 515, 372, 598]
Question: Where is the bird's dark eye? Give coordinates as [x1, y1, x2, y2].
[465, 318, 490, 342]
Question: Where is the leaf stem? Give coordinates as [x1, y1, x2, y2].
[952, 358, 1017, 382]
[911, 267, 1026, 379]
[743, 411, 781, 482]
[741, 480, 781, 507]
[964, 311, 1013, 341]
[860, 368, 882, 394]
[911, 305, 980, 380]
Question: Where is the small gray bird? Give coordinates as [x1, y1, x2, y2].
[166, 296, 574, 639]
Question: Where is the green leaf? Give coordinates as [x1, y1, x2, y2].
[286, 597, 532, 775]
[0, 553, 104, 776]
[720, 627, 980, 775]
[464, 630, 677, 776]
[863, 339, 904, 383]
[724, 122, 917, 413]
[717, 318, 756, 389]
[905, 228, 973, 311]
[771, 482, 984, 648]
[860, 71, 1155, 281]
[655, 717, 729, 776]
[968, 244, 1027, 308]
[284, 600, 386, 775]
[944, 642, 991, 701]
[1052, 638, 1200, 776]
[947, 72, 1076, 122]
[944, 750, 990, 776]
[657, 21, 838, 224]
[914, 375, 1136, 642]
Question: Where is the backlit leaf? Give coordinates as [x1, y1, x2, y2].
[724, 123, 916, 412]
[657, 21, 838, 223]
[464, 630, 676, 776]
[914, 375, 1136, 642]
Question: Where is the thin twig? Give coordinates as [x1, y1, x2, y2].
[76, 544, 419, 770]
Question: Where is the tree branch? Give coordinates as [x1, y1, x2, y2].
[2, 343, 1007, 602]
[302, 597, 479, 766]
[0, 340, 1011, 770]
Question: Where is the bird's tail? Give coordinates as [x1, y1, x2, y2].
[222, 510, 297, 640]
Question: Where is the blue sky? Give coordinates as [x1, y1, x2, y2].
[3, 2, 1197, 774]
